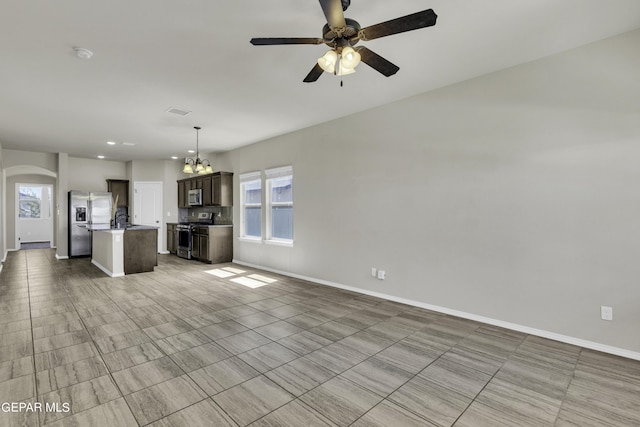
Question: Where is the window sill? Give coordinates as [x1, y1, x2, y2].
[265, 239, 293, 248]
[238, 237, 262, 244]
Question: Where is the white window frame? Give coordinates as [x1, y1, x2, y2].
[239, 171, 262, 242]
[265, 166, 293, 246]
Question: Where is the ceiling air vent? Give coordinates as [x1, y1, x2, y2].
[166, 106, 192, 116]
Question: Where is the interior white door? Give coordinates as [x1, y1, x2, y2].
[16, 183, 54, 247]
[133, 182, 163, 253]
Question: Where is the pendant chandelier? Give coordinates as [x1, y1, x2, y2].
[183, 126, 213, 174]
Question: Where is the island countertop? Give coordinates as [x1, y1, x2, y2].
[84, 224, 159, 231]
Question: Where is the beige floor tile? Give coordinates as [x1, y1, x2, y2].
[43, 397, 138, 427]
[124, 375, 207, 425]
[112, 356, 184, 395]
[39, 375, 122, 425]
[149, 399, 237, 427]
[300, 376, 383, 427]
[37, 355, 109, 394]
[213, 375, 294, 426]
[189, 356, 260, 395]
[101, 342, 165, 372]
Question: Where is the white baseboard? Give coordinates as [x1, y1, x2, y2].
[91, 259, 124, 278]
[55, 253, 69, 260]
[3, 248, 18, 262]
[158, 250, 170, 255]
[233, 259, 640, 361]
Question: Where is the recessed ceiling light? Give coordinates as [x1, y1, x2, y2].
[171, 156, 178, 160]
[97, 155, 105, 159]
[188, 150, 195, 154]
[107, 141, 116, 145]
[122, 142, 136, 146]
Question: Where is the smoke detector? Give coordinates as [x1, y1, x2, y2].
[74, 47, 93, 60]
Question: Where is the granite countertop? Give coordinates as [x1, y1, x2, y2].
[120, 225, 159, 230]
[83, 224, 158, 231]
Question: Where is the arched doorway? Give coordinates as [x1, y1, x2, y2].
[3, 165, 57, 253]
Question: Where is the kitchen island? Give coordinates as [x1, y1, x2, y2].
[91, 225, 158, 277]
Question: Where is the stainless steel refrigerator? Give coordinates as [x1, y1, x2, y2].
[68, 191, 112, 257]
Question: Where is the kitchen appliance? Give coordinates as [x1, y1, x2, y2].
[188, 189, 202, 206]
[176, 223, 192, 259]
[176, 213, 215, 260]
[68, 191, 113, 257]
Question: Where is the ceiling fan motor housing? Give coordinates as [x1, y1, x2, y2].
[322, 18, 361, 47]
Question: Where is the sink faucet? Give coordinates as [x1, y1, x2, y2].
[115, 213, 129, 228]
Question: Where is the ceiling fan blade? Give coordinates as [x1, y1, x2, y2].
[319, 0, 346, 30]
[250, 38, 324, 45]
[359, 9, 437, 41]
[356, 47, 399, 77]
[303, 63, 324, 83]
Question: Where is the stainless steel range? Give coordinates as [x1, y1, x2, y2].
[176, 223, 192, 259]
[176, 213, 215, 260]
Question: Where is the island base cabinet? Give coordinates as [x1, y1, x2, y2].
[124, 229, 158, 274]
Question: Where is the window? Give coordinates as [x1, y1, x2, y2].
[240, 172, 262, 239]
[19, 185, 48, 218]
[266, 166, 293, 243]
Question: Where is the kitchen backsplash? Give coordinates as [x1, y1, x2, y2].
[178, 206, 233, 225]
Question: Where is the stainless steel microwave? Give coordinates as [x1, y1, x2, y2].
[188, 189, 202, 206]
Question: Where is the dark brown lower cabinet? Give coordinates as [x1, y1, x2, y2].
[191, 226, 232, 264]
[124, 229, 158, 274]
[191, 227, 209, 261]
[166, 223, 177, 254]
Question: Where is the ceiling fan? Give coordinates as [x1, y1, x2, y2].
[250, 0, 437, 82]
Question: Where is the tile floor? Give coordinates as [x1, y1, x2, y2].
[1, 249, 640, 426]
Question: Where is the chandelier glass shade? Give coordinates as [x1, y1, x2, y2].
[317, 46, 361, 76]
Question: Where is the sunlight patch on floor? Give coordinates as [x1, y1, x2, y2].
[205, 269, 236, 278]
[230, 277, 269, 288]
[248, 274, 277, 284]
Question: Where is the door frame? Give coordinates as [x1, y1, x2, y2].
[15, 182, 54, 249]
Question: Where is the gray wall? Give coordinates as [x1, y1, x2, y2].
[68, 157, 127, 192]
[219, 29, 640, 354]
[2, 149, 57, 171]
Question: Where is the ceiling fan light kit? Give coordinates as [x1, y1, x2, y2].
[250, 0, 437, 83]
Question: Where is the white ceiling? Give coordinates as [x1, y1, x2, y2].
[1, 0, 639, 161]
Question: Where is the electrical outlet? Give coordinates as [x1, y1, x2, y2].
[371, 268, 377, 277]
[377, 270, 386, 280]
[601, 306, 613, 321]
